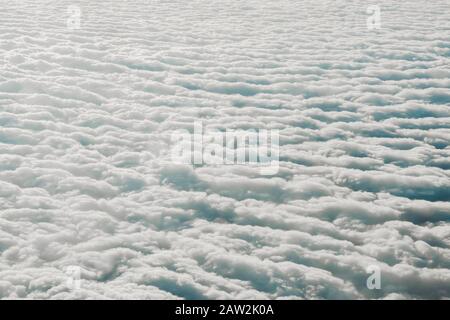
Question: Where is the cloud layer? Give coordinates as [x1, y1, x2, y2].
[0, 0, 449, 299]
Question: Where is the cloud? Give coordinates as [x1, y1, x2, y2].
[0, 0, 449, 300]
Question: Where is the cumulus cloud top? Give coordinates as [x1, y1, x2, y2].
[0, 0, 449, 299]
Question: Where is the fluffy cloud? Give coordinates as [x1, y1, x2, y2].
[0, 0, 449, 299]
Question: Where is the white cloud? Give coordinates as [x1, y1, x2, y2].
[0, 0, 449, 299]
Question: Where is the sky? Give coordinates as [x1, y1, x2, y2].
[0, 0, 449, 299]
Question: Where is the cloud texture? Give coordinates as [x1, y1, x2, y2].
[0, 0, 449, 299]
